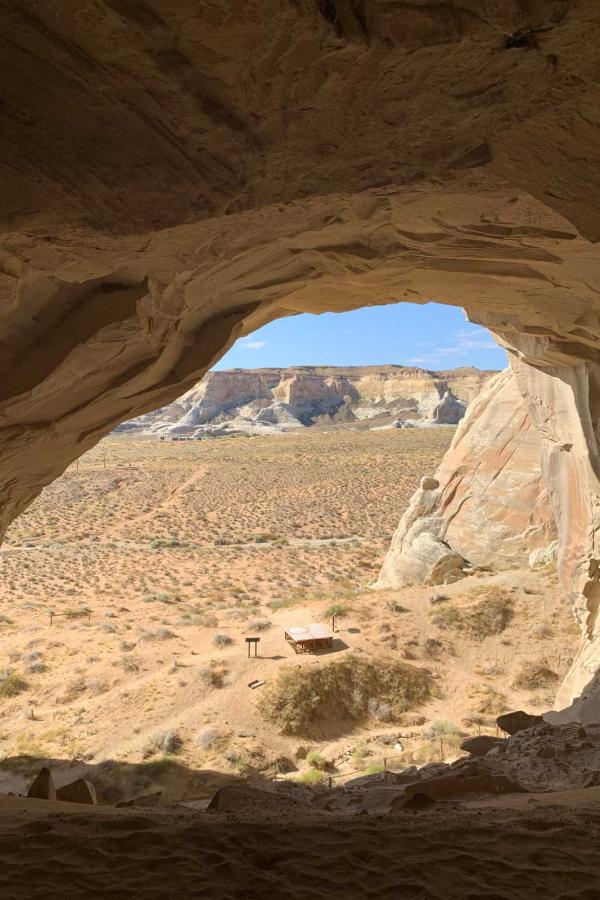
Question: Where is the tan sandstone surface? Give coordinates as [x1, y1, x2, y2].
[4, 2, 600, 893]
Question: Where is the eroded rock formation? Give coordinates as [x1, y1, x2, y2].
[376, 368, 556, 587]
[2, 1, 600, 703]
[119, 365, 491, 436]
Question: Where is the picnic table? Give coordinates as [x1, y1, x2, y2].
[284, 623, 334, 654]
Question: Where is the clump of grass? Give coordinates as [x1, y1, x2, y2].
[258, 654, 431, 735]
[363, 764, 385, 776]
[424, 719, 461, 740]
[324, 604, 348, 618]
[294, 767, 327, 786]
[305, 750, 328, 770]
[0, 669, 27, 698]
[512, 661, 559, 691]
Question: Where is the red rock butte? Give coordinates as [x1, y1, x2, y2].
[2, 0, 600, 706]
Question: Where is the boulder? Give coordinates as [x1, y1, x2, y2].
[497, 711, 544, 736]
[115, 791, 162, 808]
[460, 735, 506, 757]
[56, 779, 97, 805]
[393, 762, 525, 808]
[27, 767, 56, 800]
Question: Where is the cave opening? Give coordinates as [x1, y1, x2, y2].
[0, 294, 583, 814]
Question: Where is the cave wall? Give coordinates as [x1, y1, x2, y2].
[2, 1, 600, 703]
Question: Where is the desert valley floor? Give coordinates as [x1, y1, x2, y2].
[0, 427, 597, 898]
[0, 429, 578, 790]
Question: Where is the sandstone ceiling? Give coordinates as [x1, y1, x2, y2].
[3, 1, 600, 702]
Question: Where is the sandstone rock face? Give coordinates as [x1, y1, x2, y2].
[376, 369, 556, 587]
[119, 366, 491, 436]
[2, 2, 600, 705]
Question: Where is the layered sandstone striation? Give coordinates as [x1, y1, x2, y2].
[119, 365, 492, 436]
[1, 1, 600, 704]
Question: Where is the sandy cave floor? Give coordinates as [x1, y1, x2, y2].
[1, 791, 600, 900]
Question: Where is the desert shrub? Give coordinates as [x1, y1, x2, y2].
[247, 619, 272, 631]
[211, 633, 233, 647]
[258, 654, 431, 735]
[305, 750, 328, 770]
[0, 669, 27, 698]
[294, 767, 327, 786]
[324, 604, 348, 618]
[139, 628, 176, 642]
[199, 663, 228, 688]
[468, 685, 507, 715]
[424, 719, 461, 740]
[195, 727, 222, 750]
[23, 652, 46, 674]
[143, 730, 182, 758]
[430, 605, 462, 630]
[119, 655, 140, 673]
[512, 661, 559, 691]
[422, 638, 444, 660]
[367, 697, 392, 721]
[430, 591, 513, 639]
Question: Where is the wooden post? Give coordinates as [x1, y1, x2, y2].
[49, 611, 54, 627]
[440, 737, 444, 760]
[328, 776, 333, 790]
[383, 757, 387, 772]
[332, 614, 336, 633]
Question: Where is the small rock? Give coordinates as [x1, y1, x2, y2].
[497, 710, 544, 735]
[460, 735, 505, 757]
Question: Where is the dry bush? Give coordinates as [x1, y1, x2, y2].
[431, 589, 514, 640]
[467, 685, 507, 715]
[0, 669, 27, 698]
[512, 660, 559, 691]
[258, 654, 431, 735]
[143, 730, 182, 758]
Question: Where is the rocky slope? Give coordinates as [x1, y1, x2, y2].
[118, 366, 494, 437]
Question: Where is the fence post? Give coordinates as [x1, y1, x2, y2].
[383, 757, 387, 772]
[440, 737, 444, 761]
[328, 777, 333, 790]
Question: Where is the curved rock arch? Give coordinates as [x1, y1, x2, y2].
[2, 0, 600, 702]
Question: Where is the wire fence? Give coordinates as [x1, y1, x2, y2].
[298, 724, 509, 788]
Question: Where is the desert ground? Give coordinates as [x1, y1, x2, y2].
[0, 429, 579, 804]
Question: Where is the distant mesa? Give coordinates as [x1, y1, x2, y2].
[117, 365, 497, 438]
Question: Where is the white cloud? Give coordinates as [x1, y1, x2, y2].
[242, 339, 267, 350]
[406, 327, 500, 368]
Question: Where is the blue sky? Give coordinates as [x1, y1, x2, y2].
[215, 302, 508, 371]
